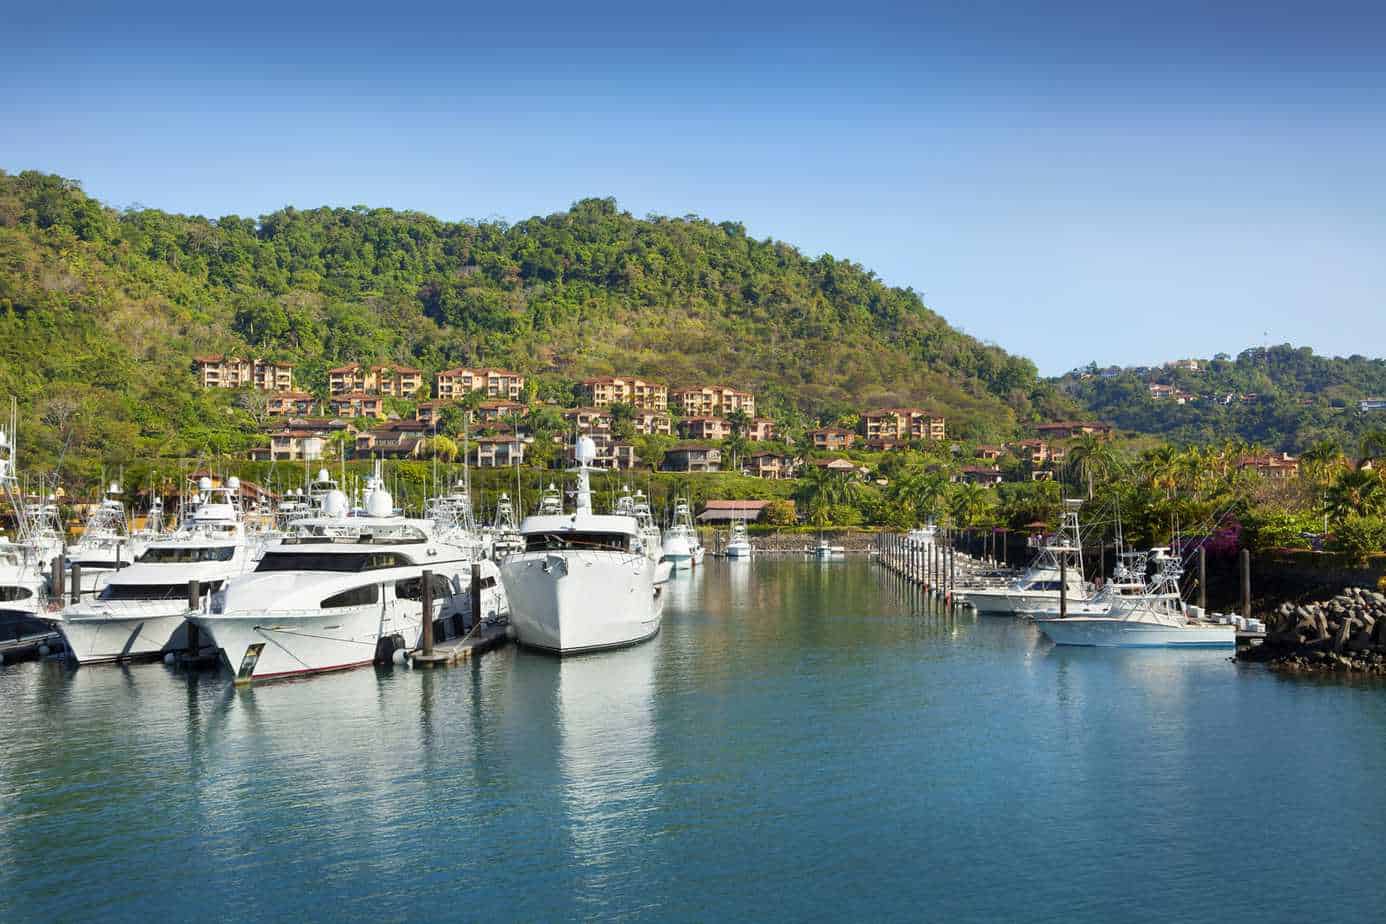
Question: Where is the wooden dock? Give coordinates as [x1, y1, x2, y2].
[409, 622, 511, 668]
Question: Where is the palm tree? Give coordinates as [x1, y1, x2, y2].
[1326, 468, 1386, 523]
[419, 435, 459, 462]
[795, 464, 858, 529]
[1359, 428, 1386, 470]
[949, 482, 991, 528]
[1066, 432, 1118, 499]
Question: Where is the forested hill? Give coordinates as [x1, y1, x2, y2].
[1057, 346, 1386, 452]
[0, 169, 1067, 478]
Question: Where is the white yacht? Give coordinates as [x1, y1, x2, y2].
[1010, 548, 1151, 619]
[66, 485, 146, 599]
[500, 437, 663, 654]
[955, 500, 1092, 615]
[661, 498, 700, 570]
[1036, 550, 1235, 647]
[194, 470, 506, 683]
[724, 520, 753, 558]
[426, 478, 488, 561]
[811, 537, 845, 559]
[56, 478, 266, 664]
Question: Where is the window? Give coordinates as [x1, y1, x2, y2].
[394, 575, 452, 601]
[321, 584, 380, 609]
[524, 532, 631, 553]
[98, 581, 223, 601]
[0, 586, 35, 602]
[256, 551, 415, 573]
[137, 546, 235, 564]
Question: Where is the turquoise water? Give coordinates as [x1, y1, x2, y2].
[3, 558, 1385, 922]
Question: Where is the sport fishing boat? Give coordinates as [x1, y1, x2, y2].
[1035, 550, 1235, 648]
[56, 478, 266, 664]
[955, 500, 1092, 615]
[724, 520, 753, 558]
[65, 485, 146, 600]
[195, 467, 506, 683]
[1010, 548, 1151, 619]
[500, 437, 663, 654]
[488, 492, 525, 559]
[661, 498, 700, 570]
[0, 413, 63, 661]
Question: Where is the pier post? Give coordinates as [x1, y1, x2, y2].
[50, 555, 64, 604]
[949, 545, 956, 601]
[1000, 530, 1007, 566]
[187, 580, 202, 656]
[1199, 547, 1207, 613]
[1240, 549, 1251, 620]
[1059, 556, 1068, 618]
[421, 569, 435, 654]
[471, 563, 483, 633]
[70, 564, 81, 604]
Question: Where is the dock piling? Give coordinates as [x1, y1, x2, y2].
[470, 563, 483, 633]
[186, 580, 201, 656]
[1059, 556, 1068, 618]
[70, 564, 81, 604]
[421, 569, 435, 655]
[1240, 549, 1251, 620]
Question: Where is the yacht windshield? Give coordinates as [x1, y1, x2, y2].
[138, 546, 235, 564]
[524, 532, 631, 553]
[255, 551, 415, 573]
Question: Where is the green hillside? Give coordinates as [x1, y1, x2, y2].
[1058, 347, 1386, 453]
[0, 169, 1068, 485]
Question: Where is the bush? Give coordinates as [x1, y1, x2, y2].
[762, 500, 797, 526]
[1240, 508, 1318, 552]
[1329, 515, 1386, 567]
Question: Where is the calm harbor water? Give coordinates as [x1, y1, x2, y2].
[3, 557, 1386, 922]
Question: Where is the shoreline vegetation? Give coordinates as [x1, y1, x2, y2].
[4, 170, 1386, 666]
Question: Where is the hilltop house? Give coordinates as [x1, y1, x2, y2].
[435, 367, 525, 401]
[661, 443, 721, 473]
[747, 451, 797, 479]
[670, 385, 756, 418]
[195, 356, 294, 391]
[578, 376, 668, 410]
[266, 390, 318, 416]
[327, 363, 423, 397]
[1035, 421, 1112, 439]
[808, 427, 855, 451]
[327, 392, 385, 418]
[861, 408, 946, 443]
[679, 416, 731, 441]
[696, 499, 779, 524]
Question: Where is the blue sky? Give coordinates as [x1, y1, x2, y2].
[3, 1, 1383, 375]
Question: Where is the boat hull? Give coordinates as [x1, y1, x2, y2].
[193, 607, 415, 683]
[58, 604, 197, 663]
[1036, 617, 1235, 648]
[724, 543, 752, 559]
[501, 551, 661, 654]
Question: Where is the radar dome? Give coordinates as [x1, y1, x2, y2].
[366, 486, 394, 518]
[227, 476, 241, 491]
[198, 476, 213, 492]
[322, 489, 349, 518]
[575, 435, 597, 465]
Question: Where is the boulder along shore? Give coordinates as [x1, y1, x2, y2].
[1238, 586, 1386, 675]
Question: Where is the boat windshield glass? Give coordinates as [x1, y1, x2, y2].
[524, 532, 631, 553]
[98, 581, 223, 601]
[255, 551, 415, 573]
[137, 546, 235, 564]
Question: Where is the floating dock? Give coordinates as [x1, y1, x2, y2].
[409, 622, 511, 668]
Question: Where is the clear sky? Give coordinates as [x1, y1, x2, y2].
[3, 1, 1383, 375]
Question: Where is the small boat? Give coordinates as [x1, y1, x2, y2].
[0, 411, 63, 660]
[57, 477, 266, 665]
[1035, 550, 1234, 648]
[810, 538, 845, 559]
[195, 466, 505, 683]
[661, 498, 700, 571]
[724, 520, 753, 558]
[500, 437, 663, 654]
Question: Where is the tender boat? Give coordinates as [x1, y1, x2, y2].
[955, 500, 1092, 615]
[56, 477, 265, 664]
[811, 538, 845, 559]
[194, 468, 506, 683]
[500, 437, 663, 654]
[724, 520, 753, 558]
[1036, 550, 1235, 648]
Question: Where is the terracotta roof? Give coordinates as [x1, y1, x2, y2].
[704, 499, 772, 510]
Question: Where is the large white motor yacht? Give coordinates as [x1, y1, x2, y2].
[195, 470, 506, 683]
[500, 437, 663, 654]
[57, 478, 265, 664]
[1036, 550, 1235, 648]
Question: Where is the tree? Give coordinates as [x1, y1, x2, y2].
[609, 402, 636, 442]
[1066, 431, 1118, 499]
[795, 464, 859, 528]
[1326, 468, 1386, 523]
[949, 482, 992, 528]
[419, 435, 459, 462]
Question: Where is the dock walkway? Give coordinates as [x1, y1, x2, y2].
[410, 622, 511, 668]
